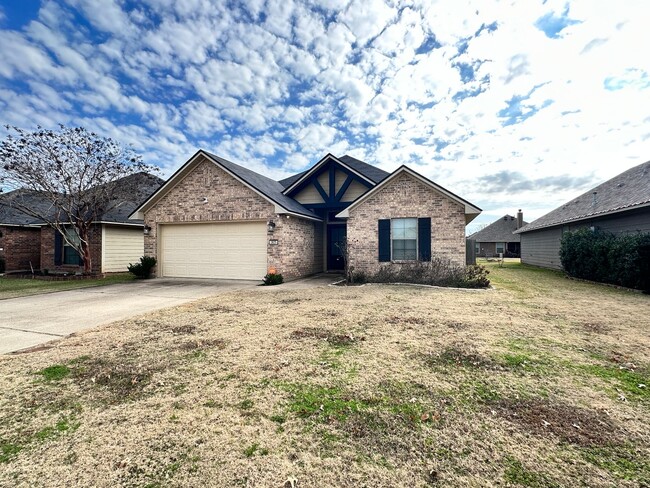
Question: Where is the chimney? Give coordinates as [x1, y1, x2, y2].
[592, 191, 598, 206]
[516, 209, 523, 229]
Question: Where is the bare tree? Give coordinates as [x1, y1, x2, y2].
[0, 125, 157, 273]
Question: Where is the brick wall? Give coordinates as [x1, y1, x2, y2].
[0, 226, 41, 271]
[346, 172, 466, 273]
[144, 157, 319, 280]
[40, 225, 102, 274]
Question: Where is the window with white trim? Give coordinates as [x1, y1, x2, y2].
[496, 242, 505, 254]
[391, 218, 417, 260]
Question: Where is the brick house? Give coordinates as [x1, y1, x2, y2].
[130, 151, 481, 280]
[467, 210, 527, 258]
[0, 173, 162, 274]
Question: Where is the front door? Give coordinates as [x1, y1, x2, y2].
[327, 225, 346, 271]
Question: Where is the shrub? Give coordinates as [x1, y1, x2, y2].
[560, 228, 650, 291]
[127, 256, 157, 279]
[262, 272, 284, 286]
[356, 257, 490, 289]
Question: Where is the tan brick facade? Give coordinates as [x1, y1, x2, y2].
[0, 226, 41, 271]
[346, 172, 466, 272]
[143, 157, 321, 281]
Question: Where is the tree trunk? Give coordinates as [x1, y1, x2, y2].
[78, 227, 93, 274]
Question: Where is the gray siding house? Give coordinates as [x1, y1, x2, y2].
[468, 210, 526, 257]
[514, 161, 650, 269]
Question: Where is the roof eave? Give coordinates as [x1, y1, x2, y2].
[129, 150, 322, 222]
[515, 201, 650, 234]
[336, 166, 482, 220]
[282, 153, 376, 195]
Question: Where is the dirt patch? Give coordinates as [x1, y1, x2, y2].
[72, 357, 161, 404]
[178, 339, 226, 351]
[171, 325, 197, 335]
[201, 305, 234, 313]
[581, 322, 610, 334]
[290, 327, 363, 346]
[424, 346, 498, 370]
[386, 315, 427, 326]
[493, 398, 623, 447]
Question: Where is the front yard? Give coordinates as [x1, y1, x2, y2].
[1, 262, 648, 487]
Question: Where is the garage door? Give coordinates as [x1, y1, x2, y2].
[160, 222, 267, 279]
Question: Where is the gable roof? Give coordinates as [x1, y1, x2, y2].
[0, 172, 162, 226]
[515, 160, 650, 233]
[281, 153, 384, 195]
[468, 215, 528, 242]
[130, 150, 321, 221]
[336, 165, 482, 223]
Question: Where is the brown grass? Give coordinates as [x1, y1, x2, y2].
[1, 261, 649, 487]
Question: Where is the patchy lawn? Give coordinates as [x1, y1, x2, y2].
[0, 273, 135, 300]
[0, 262, 648, 487]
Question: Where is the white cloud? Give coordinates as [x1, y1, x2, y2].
[0, 0, 648, 227]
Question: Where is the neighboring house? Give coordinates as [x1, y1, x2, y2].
[468, 210, 527, 257]
[0, 173, 163, 274]
[514, 161, 650, 269]
[130, 150, 481, 280]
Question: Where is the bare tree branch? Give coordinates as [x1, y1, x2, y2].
[1, 125, 158, 273]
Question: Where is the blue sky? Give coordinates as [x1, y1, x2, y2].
[0, 0, 649, 232]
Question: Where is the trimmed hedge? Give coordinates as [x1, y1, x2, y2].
[559, 228, 650, 291]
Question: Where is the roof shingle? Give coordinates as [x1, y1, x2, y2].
[468, 215, 527, 242]
[516, 161, 650, 233]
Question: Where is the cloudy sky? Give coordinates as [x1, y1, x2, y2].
[1, 0, 648, 232]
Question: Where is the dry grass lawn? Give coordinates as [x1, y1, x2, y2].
[1, 261, 649, 487]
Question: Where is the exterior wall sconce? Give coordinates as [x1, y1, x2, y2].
[144, 225, 152, 235]
[267, 220, 276, 233]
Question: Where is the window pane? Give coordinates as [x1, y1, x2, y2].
[393, 239, 416, 260]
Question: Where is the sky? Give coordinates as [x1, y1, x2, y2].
[0, 0, 649, 233]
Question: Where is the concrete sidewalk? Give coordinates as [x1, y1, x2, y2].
[0, 279, 257, 354]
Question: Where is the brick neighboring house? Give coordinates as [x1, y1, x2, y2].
[0, 173, 162, 274]
[467, 210, 527, 258]
[130, 151, 481, 280]
[515, 161, 650, 270]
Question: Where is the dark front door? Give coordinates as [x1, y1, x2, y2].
[327, 225, 346, 271]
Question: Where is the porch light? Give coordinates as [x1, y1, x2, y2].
[143, 225, 152, 235]
[267, 220, 276, 233]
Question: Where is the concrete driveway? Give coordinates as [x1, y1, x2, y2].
[0, 279, 258, 354]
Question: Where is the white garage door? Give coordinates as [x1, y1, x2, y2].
[160, 222, 267, 280]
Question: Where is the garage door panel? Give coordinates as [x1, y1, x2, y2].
[160, 223, 267, 279]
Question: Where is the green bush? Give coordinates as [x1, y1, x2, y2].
[560, 228, 650, 291]
[127, 256, 157, 279]
[262, 273, 284, 286]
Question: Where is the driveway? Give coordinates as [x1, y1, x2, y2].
[0, 278, 258, 354]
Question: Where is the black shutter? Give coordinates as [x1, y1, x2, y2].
[54, 230, 63, 266]
[418, 218, 431, 261]
[378, 219, 391, 262]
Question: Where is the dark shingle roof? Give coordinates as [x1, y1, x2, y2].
[0, 172, 164, 226]
[278, 154, 390, 190]
[0, 190, 52, 225]
[204, 151, 320, 219]
[102, 172, 165, 224]
[516, 161, 650, 233]
[337, 155, 390, 183]
[468, 215, 528, 242]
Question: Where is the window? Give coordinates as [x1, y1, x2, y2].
[496, 242, 505, 254]
[392, 218, 417, 260]
[63, 228, 82, 265]
[475, 242, 480, 254]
